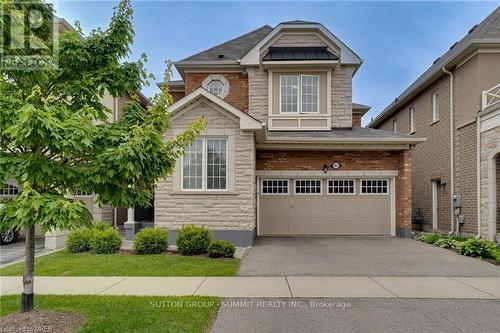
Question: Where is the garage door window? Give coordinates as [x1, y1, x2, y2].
[261, 180, 289, 195]
[295, 179, 322, 195]
[361, 179, 388, 195]
[328, 179, 355, 195]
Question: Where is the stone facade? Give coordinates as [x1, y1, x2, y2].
[155, 102, 256, 233]
[480, 116, 500, 241]
[270, 33, 328, 48]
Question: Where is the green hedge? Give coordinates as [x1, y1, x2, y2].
[66, 229, 94, 253]
[208, 240, 236, 258]
[176, 225, 212, 256]
[91, 228, 122, 254]
[134, 228, 168, 255]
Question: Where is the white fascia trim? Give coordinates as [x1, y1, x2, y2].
[167, 87, 263, 130]
[240, 23, 362, 66]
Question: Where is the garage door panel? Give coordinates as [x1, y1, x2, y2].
[259, 178, 392, 236]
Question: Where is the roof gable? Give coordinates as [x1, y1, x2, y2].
[240, 23, 362, 66]
[167, 87, 263, 130]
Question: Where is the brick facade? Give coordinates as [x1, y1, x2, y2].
[184, 73, 249, 113]
[352, 113, 362, 127]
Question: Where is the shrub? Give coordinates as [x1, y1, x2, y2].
[434, 237, 458, 250]
[176, 225, 212, 255]
[208, 240, 236, 258]
[91, 228, 122, 254]
[456, 239, 496, 259]
[134, 228, 168, 254]
[93, 221, 113, 231]
[416, 233, 442, 244]
[66, 228, 94, 253]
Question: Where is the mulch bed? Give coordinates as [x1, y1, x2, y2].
[0, 310, 85, 333]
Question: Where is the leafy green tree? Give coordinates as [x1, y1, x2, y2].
[0, 0, 205, 312]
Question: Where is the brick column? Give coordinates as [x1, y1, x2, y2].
[396, 149, 412, 236]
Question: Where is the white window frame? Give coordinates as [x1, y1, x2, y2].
[75, 189, 92, 197]
[208, 80, 224, 97]
[0, 184, 19, 196]
[360, 179, 389, 195]
[432, 93, 439, 122]
[392, 119, 398, 133]
[294, 179, 322, 195]
[409, 107, 415, 133]
[327, 179, 356, 195]
[261, 179, 289, 195]
[181, 137, 228, 192]
[279, 74, 320, 114]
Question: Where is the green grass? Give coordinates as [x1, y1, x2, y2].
[0, 295, 219, 333]
[0, 250, 239, 276]
[493, 246, 500, 262]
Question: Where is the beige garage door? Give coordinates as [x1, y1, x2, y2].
[259, 178, 392, 236]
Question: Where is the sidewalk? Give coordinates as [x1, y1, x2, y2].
[1, 276, 499, 299]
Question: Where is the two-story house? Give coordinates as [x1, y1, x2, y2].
[132, 21, 424, 246]
[368, 8, 500, 242]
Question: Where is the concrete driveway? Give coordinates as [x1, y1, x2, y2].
[238, 237, 500, 277]
[0, 238, 46, 268]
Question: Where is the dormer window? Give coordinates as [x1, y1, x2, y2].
[279, 75, 319, 114]
[208, 80, 224, 96]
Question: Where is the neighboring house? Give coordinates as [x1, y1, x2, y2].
[368, 7, 500, 242]
[130, 20, 425, 246]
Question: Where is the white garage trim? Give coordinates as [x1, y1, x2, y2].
[255, 170, 399, 177]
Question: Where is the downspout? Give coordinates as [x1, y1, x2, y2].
[442, 67, 455, 235]
[475, 114, 481, 239]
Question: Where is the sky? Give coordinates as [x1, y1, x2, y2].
[54, 1, 499, 125]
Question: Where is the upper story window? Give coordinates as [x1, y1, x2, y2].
[208, 80, 224, 97]
[432, 93, 439, 122]
[280, 75, 319, 114]
[392, 119, 398, 133]
[182, 138, 227, 191]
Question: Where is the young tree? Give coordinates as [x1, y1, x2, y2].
[0, 0, 205, 312]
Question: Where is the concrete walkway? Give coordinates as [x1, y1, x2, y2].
[1, 276, 500, 299]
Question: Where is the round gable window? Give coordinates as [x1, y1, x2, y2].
[208, 80, 224, 96]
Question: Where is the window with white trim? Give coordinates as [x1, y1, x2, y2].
[361, 179, 388, 195]
[328, 179, 355, 195]
[409, 107, 415, 133]
[295, 179, 322, 194]
[0, 184, 18, 196]
[75, 189, 92, 196]
[392, 119, 398, 133]
[280, 75, 319, 113]
[182, 138, 227, 191]
[261, 179, 289, 195]
[208, 80, 224, 96]
[432, 93, 439, 122]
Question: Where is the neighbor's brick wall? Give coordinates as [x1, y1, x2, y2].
[376, 75, 452, 232]
[256, 149, 413, 233]
[155, 102, 256, 232]
[352, 113, 362, 127]
[170, 91, 185, 102]
[184, 73, 249, 112]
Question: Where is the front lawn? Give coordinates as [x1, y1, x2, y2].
[0, 295, 219, 333]
[0, 250, 239, 276]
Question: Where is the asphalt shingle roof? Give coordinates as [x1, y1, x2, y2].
[178, 25, 273, 62]
[369, 6, 500, 127]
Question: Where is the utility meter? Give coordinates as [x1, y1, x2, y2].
[452, 194, 462, 208]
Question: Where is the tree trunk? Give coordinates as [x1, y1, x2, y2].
[21, 225, 35, 312]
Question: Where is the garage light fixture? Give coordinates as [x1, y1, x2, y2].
[323, 164, 328, 174]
